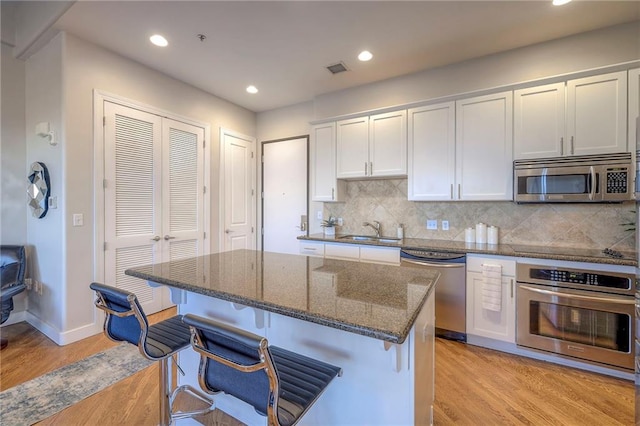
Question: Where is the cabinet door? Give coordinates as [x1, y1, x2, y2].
[337, 117, 369, 178]
[514, 83, 565, 159]
[567, 71, 627, 155]
[466, 271, 515, 343]
[311, 123, 344, 202]
[369, 110, 407, 177]
[629, 68, 639, 153]
[456, 91, 513, 201]
[408, 102, 456, 201]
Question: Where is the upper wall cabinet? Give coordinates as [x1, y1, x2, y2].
[408, 102, 456, 201]
[336, 111, 407, 179]
[311, 122, 345, 202]
[456, 91, 513, 201]
[514, 71, 628, 160]
[629, 68, 639, 152]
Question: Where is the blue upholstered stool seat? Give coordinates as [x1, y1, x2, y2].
[183, 314, 342, 426]
[89, 282, 213, 425]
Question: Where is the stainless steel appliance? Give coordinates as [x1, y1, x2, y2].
[400, 249, 466, 341]
[516, 262, 635, 370]
[514, 152, 632, 203]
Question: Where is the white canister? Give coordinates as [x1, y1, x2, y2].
[397, 224, 404, 239]
[475, 223, 487, 244]
[487, 226, 499, 245]
[464, 227, 475, 243]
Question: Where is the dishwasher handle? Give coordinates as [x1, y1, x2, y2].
[400, 258, 466, 268]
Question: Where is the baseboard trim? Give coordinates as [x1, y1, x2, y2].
[25, 313, 102, 346]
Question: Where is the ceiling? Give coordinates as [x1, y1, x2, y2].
[51, 1, 640, 113]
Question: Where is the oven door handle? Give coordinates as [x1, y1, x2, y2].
[400, 258, 465, 268]
[519, 285, 634, 305]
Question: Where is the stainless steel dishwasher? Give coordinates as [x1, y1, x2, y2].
[400, 249, 466, 341]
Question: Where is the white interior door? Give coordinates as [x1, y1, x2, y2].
[104, 102, 165, 313]
[222, 129, 256, 252]
[262, 137, 308, 254]
[104, 102, 206, 313]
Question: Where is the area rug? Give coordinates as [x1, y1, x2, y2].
[0, 343, 154, 426]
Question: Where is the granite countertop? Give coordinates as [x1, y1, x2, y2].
[299, 234, 637, 267]
[125, 249, 439, 344]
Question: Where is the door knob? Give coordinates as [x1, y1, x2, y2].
[164, 235, 176, 240]
[225, 229, 234, 234]
[151, 236, 161, 242]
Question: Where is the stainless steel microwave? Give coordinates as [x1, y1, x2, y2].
[514, 153, 632, 203]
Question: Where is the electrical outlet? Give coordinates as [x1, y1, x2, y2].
[316, 210, 323, 220]
[426, 220, 437, 230]
[337, 217, 343, 226]
[25, 278, 33, 290]
[441, 220, 449, 230]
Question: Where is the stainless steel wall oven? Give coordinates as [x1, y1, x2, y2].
[516, 263, 635, 370]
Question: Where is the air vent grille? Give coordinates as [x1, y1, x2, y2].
[326, 62, 349, 74]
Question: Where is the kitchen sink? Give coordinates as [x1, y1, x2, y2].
[338, 235, 401, 243]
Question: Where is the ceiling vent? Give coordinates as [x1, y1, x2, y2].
[326, 62, 349, 75]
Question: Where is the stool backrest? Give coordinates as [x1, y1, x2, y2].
[182, 314, 279, 420]
[89, 282, 149, 349]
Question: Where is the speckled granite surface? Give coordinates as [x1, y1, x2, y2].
[125, 249, 438, 344]
[300, 234, 637, 267]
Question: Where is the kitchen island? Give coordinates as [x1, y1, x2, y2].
[125, 249, 439, 425]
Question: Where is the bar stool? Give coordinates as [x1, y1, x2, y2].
[182, 313, 342, 426]
[90, 282, 213, 425]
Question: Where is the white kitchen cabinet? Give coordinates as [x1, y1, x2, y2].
[514, 82, 566, 159]
[360, 245, 401, 265]
[567, 71, 627, 156]
[310, 122, 345, 202]
[466, 255, 516, 344]
[299, 240, 325, 257]
[408, 102, 456, 201]
[629, 68, 639, 152]
[324, 242, 361, 260]
[456, 91, 513, 201]
[337, 111, 407, 179]
[514, 71, 628, 160]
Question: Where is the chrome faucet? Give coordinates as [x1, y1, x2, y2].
[362, 221, 381, 237]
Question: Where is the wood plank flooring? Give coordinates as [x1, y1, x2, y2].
[0, 312, 633, 425]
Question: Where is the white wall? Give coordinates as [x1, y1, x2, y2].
[1, 42, 28, 317]
[314, 21, 640, 119]
[24, 33, 65, 333]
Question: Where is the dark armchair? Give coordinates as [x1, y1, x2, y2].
[1, 245, 27, 349]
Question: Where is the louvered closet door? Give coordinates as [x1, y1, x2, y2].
[104, 102, 164, 313]
[161, 118, 205, 283]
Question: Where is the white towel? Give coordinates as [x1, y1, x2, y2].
[481, 263, 502, 312]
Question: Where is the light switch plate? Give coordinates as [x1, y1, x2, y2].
[73, 213, 84, 227]
[426, 220, 437, 230]
[442, 220, 449, 230]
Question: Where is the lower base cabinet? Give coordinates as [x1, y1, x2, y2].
[299, 240, 400, 265]
[466, 255, 516, 343]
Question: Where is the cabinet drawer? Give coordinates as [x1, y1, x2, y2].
[299, 241, 325, 257]
[467, 254, 515, 276]
[360, 246, 400, 265]
[325, 243, 360, 260]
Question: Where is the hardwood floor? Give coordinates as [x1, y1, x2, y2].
[1, 314, 634, 425]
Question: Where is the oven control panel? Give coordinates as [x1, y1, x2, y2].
[606, 169, 628, 194]
[521, 266, 633, 293]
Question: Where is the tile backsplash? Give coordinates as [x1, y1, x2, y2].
[324, 179, 635, 251]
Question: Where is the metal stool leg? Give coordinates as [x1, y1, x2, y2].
[159, 358, 172, 426]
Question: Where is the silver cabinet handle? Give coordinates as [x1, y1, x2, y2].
[510, 278, 514, 298]
[151, 236, 161, 242]
[570, 136, 574, 155]
[332, 188, 335, 200]
[450, 184, 453, 200]
[458, 184, 461, 200]
[225, 229, 234, 234]
[560, 137, 564, 156]
[370, 162, 373, 176]
[364, 162, 368, 175]
[164, 235, 176, 240]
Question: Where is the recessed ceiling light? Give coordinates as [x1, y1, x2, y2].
[358, 50, 373, 62]
[150, 34, 168, 47]
[552, 0, 571, 6]
[246, 85, 258, 94]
